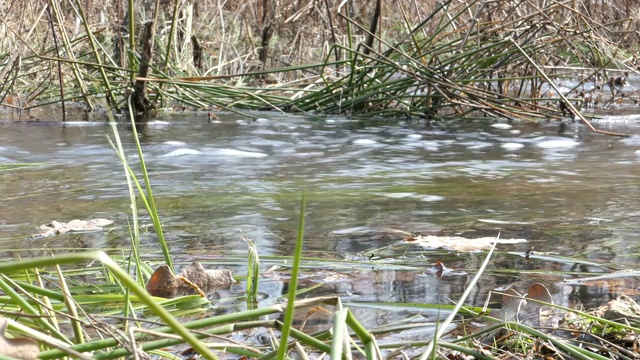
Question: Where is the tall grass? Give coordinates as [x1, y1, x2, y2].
[0, 0, 637, 122]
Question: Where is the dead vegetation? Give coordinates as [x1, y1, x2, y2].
[0, 0, 639, 125]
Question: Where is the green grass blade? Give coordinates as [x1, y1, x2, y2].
[127, 97, 173, 271]
[0, 252, 219, 360]
[420, 239, 498, 359]
[330, 309, 348, 359]
[276, 192, 306, 360]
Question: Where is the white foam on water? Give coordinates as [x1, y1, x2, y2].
[353, 139, 378, 145]
[491, 123, 512, 130]
[623, 135, 640, 145]
[381, 192, 414, 199]
[218, 148, 268, 158]
[162, 148, 201, 157]
[501, 142, 525, 150]
[407, 133, 423, 140]
[148, 120, 170, 126]
[163, 140, 186, 147]
[535, 138, 579, 149]
[463, 141, 492, 150]
[420, 195, 445, 202]
[60, 121, 108, 127]
[332, 226, 375, 235]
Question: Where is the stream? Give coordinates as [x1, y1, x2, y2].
[2, 111, 640, 333]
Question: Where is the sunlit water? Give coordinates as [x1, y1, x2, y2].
[2, 110, 640, 335]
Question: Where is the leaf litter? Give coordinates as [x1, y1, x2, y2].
[32, 219, 114, 238]
[458, 283, 640, 359]
[0, 317, 39, 360]
[146, 262, 236, 298]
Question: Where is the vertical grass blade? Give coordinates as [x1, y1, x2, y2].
[244, 236, 260, 307]
[419, 239, 498, 359]
[276, 192, 306, 359]
[330, 309, 349, 359]
[126, 97, 173, 271]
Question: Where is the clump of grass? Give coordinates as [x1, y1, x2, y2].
[0, 0, 637, 122]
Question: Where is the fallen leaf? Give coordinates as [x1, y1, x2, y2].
[0, 317, 39, 360]
[491, 283, 558, 327]
[491, 288, 524, 322]
[146, 262, 236, 298]
[425, 261, 447, 278]
[592, 295, 640, 327]
[146, 265, 181, 298]
[32, 219, 114, 238]
[179, 262, 236, 293]
[409, 235, 526, 252]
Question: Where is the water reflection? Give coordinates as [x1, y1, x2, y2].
[1, 114, 640, 321]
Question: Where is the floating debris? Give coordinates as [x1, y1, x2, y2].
[406, 234, 526, 251]
[146, 262, 236, 298]
[33, 219, 114, 238]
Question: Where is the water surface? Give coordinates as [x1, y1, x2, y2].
[1, 112, 640, 328]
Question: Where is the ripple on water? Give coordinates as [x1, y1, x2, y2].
[491, 123, 512, 130]
[215, 148, 268, 158]
[377, 192, 445, 202]
[622, 135, 640, 145]
[148, 120, 170, 126]
[163, 140, 186, 147]
[420, 195, 445, 202]
[352, 138, 380, 146]
[534, 136, 579, 149]
[500, 142, 525, 151]
[162, 148, 201, 157]
[461, 141, 492, 150]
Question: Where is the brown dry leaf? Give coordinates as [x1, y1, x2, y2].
[410, 235, 527, 251]
[146, 262, 236, 298]
[592, 295, 640, 327]
[0, 317, 39, 360]
[491, 283, 558, 327]
[519, 283, 554, 327]
[527, 283, 552, 303]
[179, 262, 236, 293]
[32, 219, 114, 238]
[146, 265, 181, 298]
[426, 261, 447, 278]
[490, 288, 524, 322]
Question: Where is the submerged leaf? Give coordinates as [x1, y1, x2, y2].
[492, 283, 558, 327]
[32, 219, 114, 238]
[147, 262, 236, 298]
[0, 318, 39, 360]
[408, 235, 526, 251]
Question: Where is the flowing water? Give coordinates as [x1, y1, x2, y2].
[2, 111, 640, 334]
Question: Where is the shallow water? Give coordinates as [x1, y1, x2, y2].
[2, 111, 640, 332]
